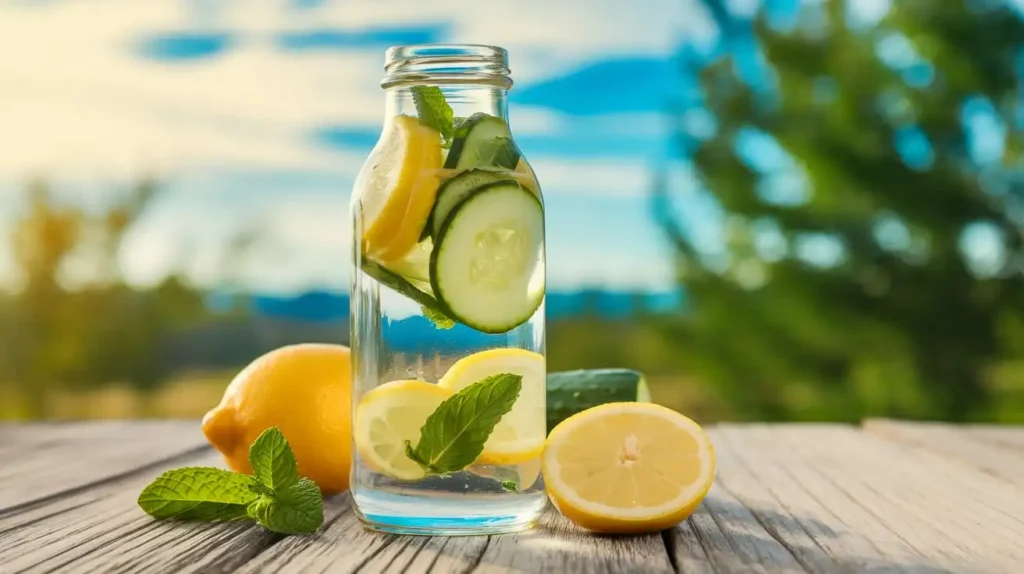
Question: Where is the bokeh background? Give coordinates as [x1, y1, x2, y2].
[2, 0, 1023, 423]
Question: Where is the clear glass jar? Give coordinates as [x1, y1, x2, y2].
[349, 44, 546, 535]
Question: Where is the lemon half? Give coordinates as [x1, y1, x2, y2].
[542, 402, 715, 534]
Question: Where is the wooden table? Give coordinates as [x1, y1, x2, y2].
[1, 420, 1022, 573]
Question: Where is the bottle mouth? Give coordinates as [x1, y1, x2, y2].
[382, 44, 512, 90]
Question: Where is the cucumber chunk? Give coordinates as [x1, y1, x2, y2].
[443, 113, 521, 171]
[546, 369, 650, 433]
[430, 181, 544, 334]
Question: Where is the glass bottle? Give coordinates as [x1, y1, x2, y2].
[349, 44, 547, 535]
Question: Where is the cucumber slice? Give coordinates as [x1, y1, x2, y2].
[430, 169, 506, 238]
[360, 258, 441, 311]
[430, 181, 544, 334]
[443, 113, 521, 171]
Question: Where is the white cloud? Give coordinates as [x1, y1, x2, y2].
[529, 157, 655, 197]
[0, 0, 703, 292]
[546, 250, 675, 291]
[0, 0, 705, 181]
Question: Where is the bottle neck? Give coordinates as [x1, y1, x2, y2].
[384, 85, 509, 123]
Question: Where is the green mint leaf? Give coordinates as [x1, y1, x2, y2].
[422, 305, 455, 329]
[138, 467, 257, 522]
[452, 116, 470, 140]
[247, 478, 324, 534]
[249, 426, 299, 491]
[404, 440, 432, 471]
[411, 86, 453, 144]
[409, 373, 522, 474]
[489, 466, 522, 492]
[248, 480, 274, 498]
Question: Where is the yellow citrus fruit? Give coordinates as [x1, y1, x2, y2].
[361, 114, 442, 263]
[202, 344, 353, 495]
[353, 379, 452, 481]
[542, 402, 716, 534]
[438, 348, 546, 465]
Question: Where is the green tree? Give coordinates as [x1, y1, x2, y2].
[3, 177, 208, 417]
[657, 0, 1024, 421]
[5, 180, 85, 416]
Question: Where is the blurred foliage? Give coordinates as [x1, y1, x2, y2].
[8, 0, 1024, 424]
[0, 178, 209, 418]
[655, 0, 1024, 422]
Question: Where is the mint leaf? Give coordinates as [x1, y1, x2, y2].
[411, 86, 454, 144]
[500, 480, 519, 493]
[407, 373, 522, 474]
[249, 426, 298, 491]
[247, 478, 324, 534]
[452, 116, 471, 140]
[422, 305, 455, 329]
[138, 467, 257, 521]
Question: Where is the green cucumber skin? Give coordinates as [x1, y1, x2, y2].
[546, 368, 649, 433]
[429, 180, 543, 334]
[429, 169, 507, 238]
[360, 259, 441, 311]
[443, 113, 521, 171]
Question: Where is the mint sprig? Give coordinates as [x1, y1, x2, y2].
[411, 86, 454, 146]
[421, 305, 455, 330]
[405, 373, 522, 475]
[137, 467, 257, 521]
[249, 425, 298, 491]
[138, 427, 323, 535]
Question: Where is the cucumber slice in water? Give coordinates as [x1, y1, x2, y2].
[430, 181, 545, 334]
[360, 258, 444, 313]
[430, 169, 507, 238]
[444, 113, 521, 171]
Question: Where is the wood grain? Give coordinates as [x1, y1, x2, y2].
[727, 424, 1024, 572]
[0, 421, 209, 511]
[470, 508, 674, 574]
[863, 419, 1024, 486]
[1, 422, 1023, 573]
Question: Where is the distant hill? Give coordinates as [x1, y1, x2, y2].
[246, 288, 684, 324]
[173, 288, 685, 367]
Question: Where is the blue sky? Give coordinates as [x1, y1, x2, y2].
[8, 0, 976, 295]
[0, 0, 725, 294]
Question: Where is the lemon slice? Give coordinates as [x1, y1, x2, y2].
[542, 402, 716, 534]
[438, 348, 545, 465]
[361, 115, 442, 264]
[353, 379, 451, 480]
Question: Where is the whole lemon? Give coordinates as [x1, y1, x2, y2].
[202, 343, 353, 494]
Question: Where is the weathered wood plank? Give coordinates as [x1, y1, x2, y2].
[4, 421, 1024, 573]
[234, 496, 489, 574]
[468, 507, 674, 574]
[0, 421, 208, 511]
[0, 451, 270, 573]
[722, 424, 1024, 573]
[662, 427, 831, 574]
[712, 425, 938, 574]
[863, 419, 1024, 485]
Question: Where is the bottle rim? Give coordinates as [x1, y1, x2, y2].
[382, 44, 512, 89]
